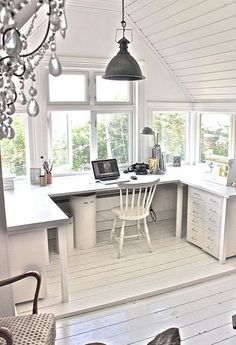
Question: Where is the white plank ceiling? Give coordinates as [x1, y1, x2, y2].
[125, 0, 236, 102]
[30, 0, 236, 102]
[66, 0, 236, 102]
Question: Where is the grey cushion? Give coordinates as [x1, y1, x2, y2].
[0, 313, 55, 345]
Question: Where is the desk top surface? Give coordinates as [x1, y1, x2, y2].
[5, 165, 236, 232]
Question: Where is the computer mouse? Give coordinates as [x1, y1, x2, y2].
[131, 175, 137, 180]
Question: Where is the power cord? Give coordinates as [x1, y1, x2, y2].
[148, 204, 158, 223]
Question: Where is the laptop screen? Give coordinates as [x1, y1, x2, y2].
[91, 159, 120, 180]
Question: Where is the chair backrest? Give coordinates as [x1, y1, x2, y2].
[117, 178, 160, 218]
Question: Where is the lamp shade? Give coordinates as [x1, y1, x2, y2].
[103, 37, 145, 81]
[140, 127, 155, 135]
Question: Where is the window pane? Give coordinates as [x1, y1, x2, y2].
[153, 112, 186, 163]
[96, 76, 131, 102]
[97, 113, 129, 164]
[0, 114, 27, 176]
[200, 113, 230, 162]
[51, 111, 90, 173]
[49, 74, 87, 102]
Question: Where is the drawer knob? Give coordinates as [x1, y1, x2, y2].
[208, 217, 215, 223]
[210, 198, 217, 203]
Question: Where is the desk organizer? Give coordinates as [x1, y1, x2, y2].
[203, 156, 236, 186]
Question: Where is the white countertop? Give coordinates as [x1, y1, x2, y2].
[4, 165, 236, 232]
[5, 183, 69, 232]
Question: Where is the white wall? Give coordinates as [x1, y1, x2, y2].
[0, 159, 15, 316]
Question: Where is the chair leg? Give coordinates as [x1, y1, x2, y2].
[118, 220, 125, 259]
[143, 218, 152, 253]
[110, 216, 117, 244]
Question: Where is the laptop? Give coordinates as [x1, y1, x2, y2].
[91, 159, 130, 184]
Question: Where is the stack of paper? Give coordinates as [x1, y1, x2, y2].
[3, 175, 15, 190]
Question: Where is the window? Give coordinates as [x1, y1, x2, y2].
[97, 112, 129, 164]
[95, 75, 132, 103]
[152, 112, 187, 163]
[48, 68, 134, 173]
[200, 113, 230, 162]
[48, 73, 88, 103]
[51, 111, 90, 173]
[0, 114, 27, 177]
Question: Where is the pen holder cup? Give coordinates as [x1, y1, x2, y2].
[47, 173, 52, 184]
[39, 175, 47, 187]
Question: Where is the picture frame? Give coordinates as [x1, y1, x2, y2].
[173, 156, 181, 167]
[30, 168, 41, 185]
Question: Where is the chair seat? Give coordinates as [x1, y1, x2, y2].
[112, 206, 149, 220]
[0, 313, 55, 345]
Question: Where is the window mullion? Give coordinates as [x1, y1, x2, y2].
[90, 110, 97, 161]
[229, 113, 235, 158]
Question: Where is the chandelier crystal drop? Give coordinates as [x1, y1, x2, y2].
[0, 0, 67, 140]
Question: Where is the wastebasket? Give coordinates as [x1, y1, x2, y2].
[70, 193, 96, 249]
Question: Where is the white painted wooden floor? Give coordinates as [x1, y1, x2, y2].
[16, 219, 236, 320]
[55, 272, 236, 344]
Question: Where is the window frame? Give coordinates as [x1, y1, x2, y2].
[198, 112, 234, 163]
[148, 105, 236, 166]
[46, 64, 135, 175]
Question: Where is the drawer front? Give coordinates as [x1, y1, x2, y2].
[188, 197, 204, 217]
[205, 202, 221, 218]
[188, 187, 206, 201]
[187, 221, 202, 237]
[203, 234, 219, 257]
[204, 215, 221, 229]
[206, 193, 222, 209]
[204, 223, 219, 236]
[187, 230, 202, 247]
[187, 214, 204, 228]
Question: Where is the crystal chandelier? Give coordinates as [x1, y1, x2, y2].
[0, 0, 67, 140]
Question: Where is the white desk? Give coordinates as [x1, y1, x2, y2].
[5, 166, 236, 304]
[5, 184, 70, 303]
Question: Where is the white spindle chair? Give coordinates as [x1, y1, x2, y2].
[110, 178, 160, 258]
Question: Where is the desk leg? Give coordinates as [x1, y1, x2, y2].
[57, 225, 69, 303]
[176, 183, 184, 238]
[218, 197, 227, 265]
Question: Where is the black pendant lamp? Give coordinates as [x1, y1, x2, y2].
[103, 0, 145, 81]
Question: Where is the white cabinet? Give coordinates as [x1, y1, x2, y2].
[187, 187, 236, 261]
[8, 228, 47, 303]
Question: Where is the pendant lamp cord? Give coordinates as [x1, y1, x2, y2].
[121, 0, 126, 37]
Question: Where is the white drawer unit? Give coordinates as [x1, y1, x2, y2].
[186, 186, 236, 263]
[187, 187, 221, 258]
